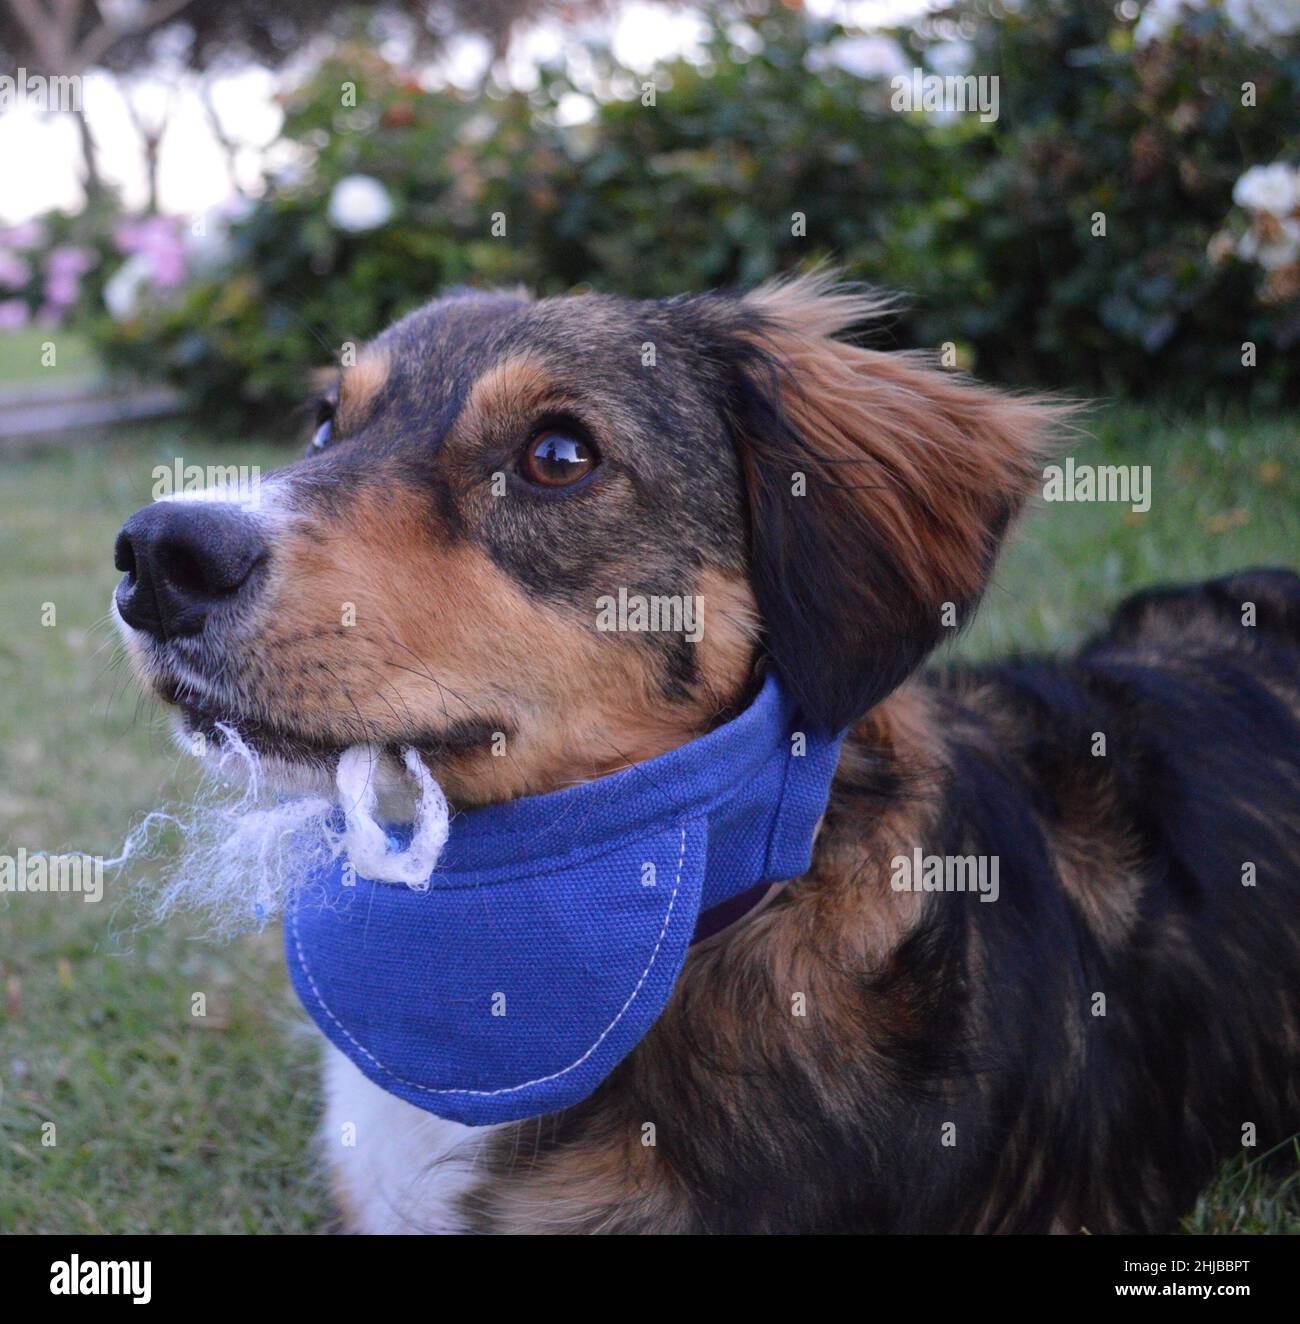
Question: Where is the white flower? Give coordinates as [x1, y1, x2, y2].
[327, 175, 394, 233]
[1238, 217, 1300, 270]
[926, 40, 972, 76]
[185, 198, 253, 277]
[1232, 163, 1300, 217]
[459, 113, 496, 147]
[103, 253, 154, 321]
[806, 35, 907, 81]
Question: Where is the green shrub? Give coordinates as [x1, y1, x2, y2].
[874, 0, 1300, 401]
[92, 1, 1300, 429]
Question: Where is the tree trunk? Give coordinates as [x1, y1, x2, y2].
[123, 86, 170, 216]
[143, 134, 162, 214]
[73, 108, 104, 205]
[199, 80, 245, 199]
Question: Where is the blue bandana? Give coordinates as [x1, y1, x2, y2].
[285, 673, 846, 1126]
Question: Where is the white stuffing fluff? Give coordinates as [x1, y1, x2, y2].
[334, 744, 450, 888]
[107, 725, 451, 938]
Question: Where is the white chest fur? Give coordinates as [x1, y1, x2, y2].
[322, 1043, 494, 1234]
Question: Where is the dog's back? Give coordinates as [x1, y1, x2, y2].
[917, 568, 1300, 1231]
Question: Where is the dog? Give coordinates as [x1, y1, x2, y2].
[111, 271, 1300, 1233]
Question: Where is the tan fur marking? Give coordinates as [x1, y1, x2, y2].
[1049, 793, 1146, 950]
[456, 352, 559, 442]
[692, 567, 761, 708]
[746, 266, 895, 340]
[475, 1114, 691, 1234]
[336, 349, 391, 430]
[813, 682, 949, 964]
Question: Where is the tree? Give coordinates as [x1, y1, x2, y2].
[2, 0, 195, 200]
[0, 0, 596, 210]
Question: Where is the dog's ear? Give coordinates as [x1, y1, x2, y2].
[723, 271, 1069, 732]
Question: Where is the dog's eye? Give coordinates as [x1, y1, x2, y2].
[309, 404, 334, 454]
[520, 431, 596, 488]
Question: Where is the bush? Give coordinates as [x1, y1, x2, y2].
[92, 0, 1300, 429]
[874, 0, 1300, 401]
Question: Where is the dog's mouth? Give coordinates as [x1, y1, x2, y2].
[158, 678, 503, 768]
[168, 686, 349, 765]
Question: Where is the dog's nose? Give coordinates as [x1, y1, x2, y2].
[114, 502, 267, 639]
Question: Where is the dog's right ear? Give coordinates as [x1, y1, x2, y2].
[719, 271, 1070, 732]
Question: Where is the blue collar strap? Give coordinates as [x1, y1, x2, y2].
[285, 673, 846, 1126]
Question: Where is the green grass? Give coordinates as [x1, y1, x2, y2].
[957, 401, 1300, 662]
[0, 327, 101, 389]
[0, 426, 326, 1234]
[1, 404, 1297, 1233]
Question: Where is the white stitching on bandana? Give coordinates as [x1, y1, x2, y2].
[290, 822, 688, 1100]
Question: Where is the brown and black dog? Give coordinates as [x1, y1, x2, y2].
[112, 272, 1300, 1233]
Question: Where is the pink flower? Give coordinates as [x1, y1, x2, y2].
[2, 220, 47, 252]
[150, 247, 186, 288]
[0, 249, 31, 289]
[45, 245, 96, 277]
[116, 217, 187, 290]
[44, 271, 81, 307]
[0, 299, 31, 329]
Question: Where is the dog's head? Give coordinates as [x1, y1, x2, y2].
[112, 272, 1060, 803]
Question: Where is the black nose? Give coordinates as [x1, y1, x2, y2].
[114, 502, 267, 639]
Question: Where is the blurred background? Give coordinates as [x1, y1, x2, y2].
[1, 0, 1297, 1233]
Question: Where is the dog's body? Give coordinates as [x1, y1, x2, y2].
[111, 274, 1300, 1233]
[321, 569, 1300, 1233]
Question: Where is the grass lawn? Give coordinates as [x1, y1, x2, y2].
[1, 402, 1297, 1233]
[0, 327, 101, 389]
